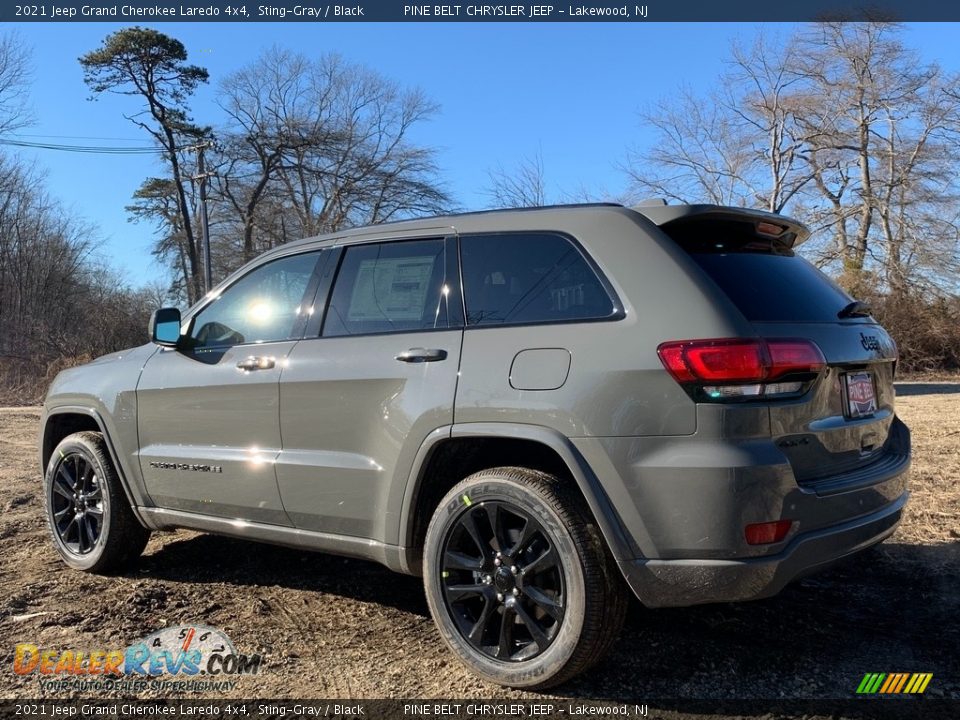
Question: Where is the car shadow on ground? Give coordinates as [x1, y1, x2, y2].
[562, 542, 959, 702]
[138, 532, 431, 616]
[894, 382, 960, 396]
[138, 535, 959, 701]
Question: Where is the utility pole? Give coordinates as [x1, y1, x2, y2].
[195, 142, 213, 294]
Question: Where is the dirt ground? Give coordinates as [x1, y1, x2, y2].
[0, 383, 957, 706]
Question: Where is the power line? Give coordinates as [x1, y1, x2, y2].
[0, 138, 163, 154]
[1, 134, 215, 292]
[0, 137, 191, 154]
[13, 133, 150, 142]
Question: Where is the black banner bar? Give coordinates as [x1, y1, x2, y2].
[1, 699, 957, 720]
[4, 0, 960, 23]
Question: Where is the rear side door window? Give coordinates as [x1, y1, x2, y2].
[459, 232, 618, 326]
[322, 238, 449, 337]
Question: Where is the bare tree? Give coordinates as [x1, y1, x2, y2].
[0, 32, 32, 134]
[0, 154, 158, 403]
[214, 47, 318, 263]
[0, 157, 91, 359]
[625, 86, 758, 207]
[791, 22, 960, 288]
[210, 49, 450, 275]
[626, 22, 960, 298]
[485, 151, 623, 207]
[873, 71, 960, 295]
[726, 35, 814, 213]
[625, 35, 812, 213]
[272, 54, 450, 236]
[486, 151, 547, 208]
[0, 37, 158, 401]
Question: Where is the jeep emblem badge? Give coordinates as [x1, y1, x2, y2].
[860, 333, 881, 353]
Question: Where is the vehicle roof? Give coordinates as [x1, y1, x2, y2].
[282, 203, 633, 250]
[274, 201, 810, 254]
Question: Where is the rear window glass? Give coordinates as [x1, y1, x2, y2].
[460, 233, 616, 326]
[689, 251, 857, 323]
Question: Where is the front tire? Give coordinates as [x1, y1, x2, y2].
[423, 467, 627, 689]
[44, 431, 150, 573]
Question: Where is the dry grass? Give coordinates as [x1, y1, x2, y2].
[892, 382, 960, 544]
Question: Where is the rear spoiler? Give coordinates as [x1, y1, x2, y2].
[632, 203, 811, 248]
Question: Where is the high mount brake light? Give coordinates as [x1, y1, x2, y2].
[756, 221, 787, 237]
[657, 338, 825, 399]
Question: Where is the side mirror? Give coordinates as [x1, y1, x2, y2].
[150, 307, 182, 347]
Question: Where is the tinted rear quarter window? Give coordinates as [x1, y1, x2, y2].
[460, 233, 616, 326]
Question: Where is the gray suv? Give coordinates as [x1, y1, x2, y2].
[40, 203, 910, 688]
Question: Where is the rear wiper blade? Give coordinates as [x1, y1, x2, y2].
[838, 300, 873, 319]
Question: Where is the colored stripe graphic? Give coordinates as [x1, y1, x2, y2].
[881, 673, 893, 693]
[857, 672, 932, 694]
[879, 674, 895, 693]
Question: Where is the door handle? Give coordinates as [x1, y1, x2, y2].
[236, 356, 276, 371]
[395, 347, 448, 363]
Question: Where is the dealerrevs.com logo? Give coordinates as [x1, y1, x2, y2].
[13, 625, 262, 692]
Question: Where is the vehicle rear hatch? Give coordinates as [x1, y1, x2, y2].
[636, 204, 904, 492]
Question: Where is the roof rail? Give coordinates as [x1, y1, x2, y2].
[321, 202, 628, 231]
[435, 202, 625, 219]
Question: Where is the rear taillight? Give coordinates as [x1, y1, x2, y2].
[657, 338, 825, 401]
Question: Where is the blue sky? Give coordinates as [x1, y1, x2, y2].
[7, 21, 960, 286]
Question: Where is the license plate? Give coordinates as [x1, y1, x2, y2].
[844, 371, 877, 418]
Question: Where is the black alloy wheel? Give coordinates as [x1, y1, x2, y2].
[44, 431, 150, 573]
[50, 451, 104, 555]
[424, 467, 628, 689]
[440, 500, 566, 662]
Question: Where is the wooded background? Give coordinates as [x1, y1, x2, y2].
[2, 23, 958, 403]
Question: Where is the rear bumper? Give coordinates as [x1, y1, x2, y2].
[618, 490, 907, 607]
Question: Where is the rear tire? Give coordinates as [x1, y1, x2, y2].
[44, 431, 150, 573]
[423, 467, 627, 689]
